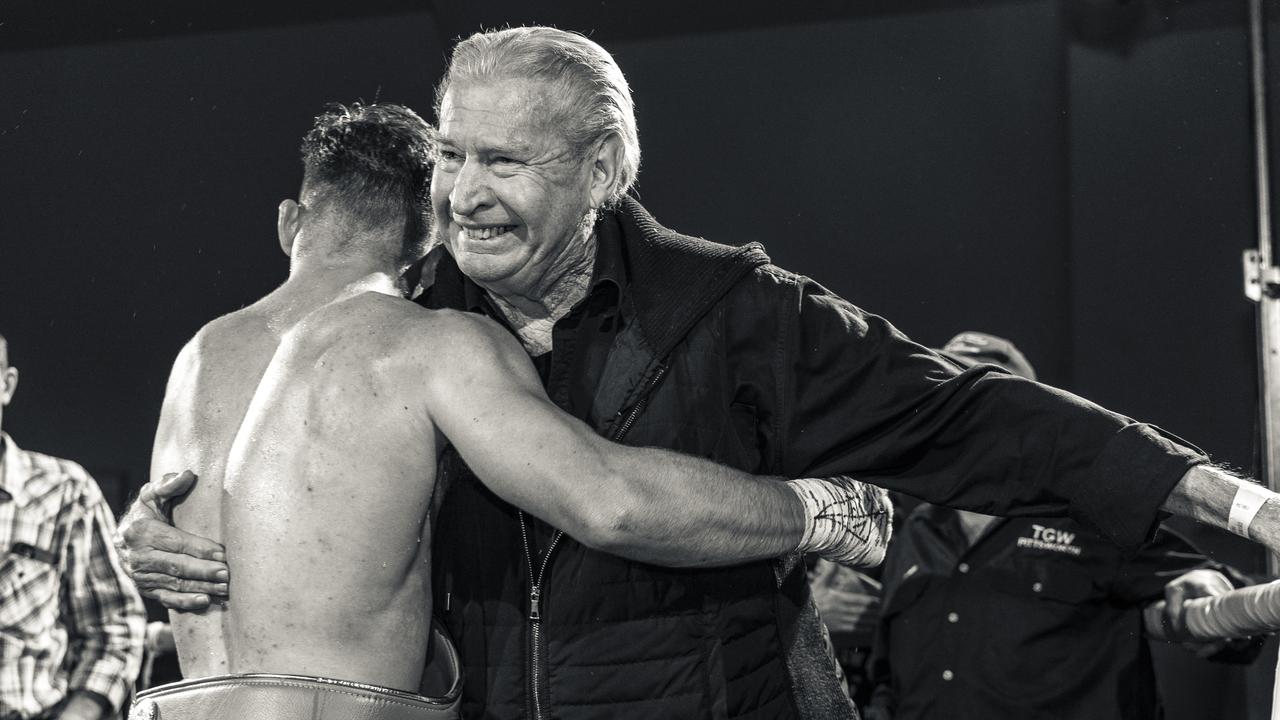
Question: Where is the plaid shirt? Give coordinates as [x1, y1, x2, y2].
[0, 433, 144, 718]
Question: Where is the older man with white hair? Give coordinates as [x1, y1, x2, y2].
[122, 26, 1280, 720]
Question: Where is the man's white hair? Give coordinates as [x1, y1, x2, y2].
[436, 26, 641, 205]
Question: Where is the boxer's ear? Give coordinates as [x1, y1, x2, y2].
[278, 199, 302, 257]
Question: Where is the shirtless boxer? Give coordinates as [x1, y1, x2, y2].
[132, 103, 891, 720]
[138, 103, 459, 719]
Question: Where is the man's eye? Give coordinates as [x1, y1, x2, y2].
[493, 156, 522, 166]
[437, 149, 462, 163]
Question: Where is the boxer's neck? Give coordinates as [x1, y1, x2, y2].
[276, 252, 408, 319]
[286, 263, 402, 300]
[253, 265, 403, 336]
[286, 224, 413, 301]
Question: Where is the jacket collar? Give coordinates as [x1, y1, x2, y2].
[607, 196, 770, 358]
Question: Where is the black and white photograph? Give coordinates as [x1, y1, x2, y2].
[3, 2, 1280, 718]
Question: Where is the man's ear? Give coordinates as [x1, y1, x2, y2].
[1, 367, 18, 406]
[278, 199, 302, 257]
[587, 133, 624, 209]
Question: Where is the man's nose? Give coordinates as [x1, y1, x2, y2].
[449, 157, 494, 217]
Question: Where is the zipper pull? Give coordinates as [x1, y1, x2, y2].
[530, 585, 542, 622]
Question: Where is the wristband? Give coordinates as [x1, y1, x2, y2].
[786, 476, 892, 567]
[1227, 482, 1271, 538]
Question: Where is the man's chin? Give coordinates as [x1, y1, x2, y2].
[454, 253, 526, 289]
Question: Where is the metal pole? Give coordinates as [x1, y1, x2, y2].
[1243, 0, 1280, 576]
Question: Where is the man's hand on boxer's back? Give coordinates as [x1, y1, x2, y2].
[115, 470, 229, 611]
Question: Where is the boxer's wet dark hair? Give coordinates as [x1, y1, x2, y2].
[300, 102, 434, 245]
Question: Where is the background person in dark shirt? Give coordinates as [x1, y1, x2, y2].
[863, 332, 1260, 720]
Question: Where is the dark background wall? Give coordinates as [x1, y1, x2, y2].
[0, 1, 1274, 716]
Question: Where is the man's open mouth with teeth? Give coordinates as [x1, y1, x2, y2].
[461, 225, 517, 240]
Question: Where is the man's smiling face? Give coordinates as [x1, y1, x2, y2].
[431, 78, 597, 299]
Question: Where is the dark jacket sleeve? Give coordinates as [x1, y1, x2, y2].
[734, 268, 1207, 552]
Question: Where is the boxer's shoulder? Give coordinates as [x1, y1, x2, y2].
[268, 293, 442, 373]
[302, 291, 431, 335]
[169, 307, 276, 389]
[363, 301, 513, 354]
[272, 293, 517, 380]
[193, 306, 276, 357]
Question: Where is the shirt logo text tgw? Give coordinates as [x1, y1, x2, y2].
[1015, 524, 1081, 556]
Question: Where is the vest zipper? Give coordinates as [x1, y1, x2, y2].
[519, 363, 668, 720]
[520, 512, 561, 720]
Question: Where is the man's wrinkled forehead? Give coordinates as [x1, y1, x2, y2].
[437, 78, 571, 150]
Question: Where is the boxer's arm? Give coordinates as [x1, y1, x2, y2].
[116, 342, 228, 611]
[423, 314, 889, 568]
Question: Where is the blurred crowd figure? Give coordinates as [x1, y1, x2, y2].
[811, 331, 1264, 720]
[0, 333, 145, 720]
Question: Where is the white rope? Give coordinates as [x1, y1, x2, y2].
[1144, 579, 1280, 641]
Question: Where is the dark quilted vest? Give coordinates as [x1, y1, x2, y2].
[427, 199, 812, 720]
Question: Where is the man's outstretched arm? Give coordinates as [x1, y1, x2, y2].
[422, 313, 892, 568]
[1164, 464, 1280, 552]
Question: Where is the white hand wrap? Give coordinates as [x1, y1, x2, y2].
[786, 476, 893, 567]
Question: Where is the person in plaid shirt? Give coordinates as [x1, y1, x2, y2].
[0, 332, 145, 720]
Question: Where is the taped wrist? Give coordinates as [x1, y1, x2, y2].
[786, 476, 893, 567]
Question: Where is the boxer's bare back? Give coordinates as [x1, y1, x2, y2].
[151, 281, 331, 679]
[154, 278, 596, 691]
[152, 278, 454, 688]
[219, 292, 449, 691]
